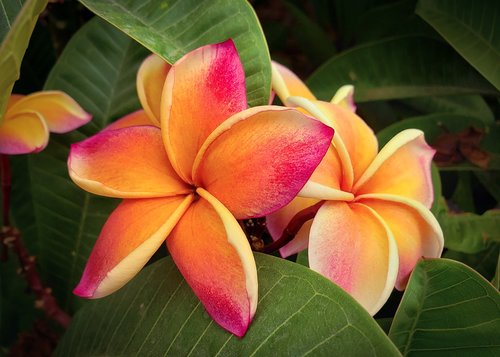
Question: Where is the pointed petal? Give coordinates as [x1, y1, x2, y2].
[161, 40, 247, 183]
[358, 193, 444, 290]
[193, 106, 334, 219]
[0, 112, 49, 154]
[103, 110, 155, 132]
[74, 195, 193, 298]
[309, 201, 398, 315]
[331, 85, 356, 112]
[354, 129, 435, 208]
[68, 126, 189, 198]
[8, 91, 91, 133]
[271, 61, 316, 103]
[137, 54, 171, 126]
[266, 196, 319, 257]
[167, 188, 257, 337]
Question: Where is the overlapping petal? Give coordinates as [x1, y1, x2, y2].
[330, 85, 356, 112]
[161, 40, 247, 183]
[0, 111, 48, 154]
[193, 106, 333, 219]
[74, 195, 193, 299]
[6, 91, 91, 133]
[167, 189, 257, 337]
[309, 201, 398, 315]
[271, 61, 316, 103]
[353, 129, 435, 208]
[358, 194, 444, 290]
[68, 126, 189, 198]
[137, 54, 171, 126]
[103, 110, 154, 132]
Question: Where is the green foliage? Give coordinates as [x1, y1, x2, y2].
[417, 0, 500, 90]
[389, 259, 500, 355]
[55, 254, 400, 356]
[0, 0, 47, 120]
[79, 0, 271, 107]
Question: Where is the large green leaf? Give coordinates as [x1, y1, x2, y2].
[79, 0, 271, 107]
[444, 243, 500, 282]
[10, 17, 148, 312]
[389, 258, 500, 356]
[307, 35, 498, 102]
[416, 0, 500, 90]
[55, 254, 400, 356]
[0, 0, 47, 120]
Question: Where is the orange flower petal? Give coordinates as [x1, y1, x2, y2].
[103, 110, 155, 132]
[6, 94, 25, 111]
[309, 201, 398, 315]
[330, 85, 356, 112]
[161, 40, 247, 183]
[0, 112, 49, 154]
[74, 195, 193, 298]
[167, 188, 257, 337]
[271, 61, 316, 103]
[137, 54, 171, 126]
[266, 196, 319, 257]
[8, 91, 91, 133]
[193, 106, 333, 219]
[68, 126, 190, 198]
[354, 129, 435, 208]
[358, 194, 444, 290]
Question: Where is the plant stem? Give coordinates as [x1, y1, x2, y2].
[0, 154, 71, 328]
[258, 201, 324, 254]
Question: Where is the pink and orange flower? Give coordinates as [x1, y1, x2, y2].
[0, 91, 91, 154]
[67, 41, 334, 336]
[267, 62, 444, 315]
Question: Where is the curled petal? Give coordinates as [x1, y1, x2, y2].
[167, 189, 257, 337]
[309, 201, 398, 315]
[103, 110, 155, 132]
[266, 196, 319, 257]
[0, 112, 49, 154]
[68, 126, 189, 198]
[193, 106, 334, 219]
[7, 91, 91, 133]
[74, 195, 193, 298]
[161, 40, 247, 183]
[331, 85, 356, 112]
[354, 129, 435, 208]
[137, 54, 171, 126]
[358, 194, 444, 290]
[271, 61, 316, 103]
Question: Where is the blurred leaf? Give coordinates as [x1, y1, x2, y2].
[0, 0, 23, 42]
[285, 1, 336, 66]
[430, 163, 442, 215]
[10, 17, 147, 312]
[436, 202, 500, 253]
[401, 95, 494, 122]
[475, 171, 500, 202]
[355, 0, 435, 43]
[0, 0, 47, 120]
[307, 35, 498, 102]
[80, 0, 271, 107]
[389, 258, 500, 355]
[492, 254, 500, 290]
[55, 254, 400, 356]
[444, 243, 500, 281]
[450, 172, 475, 212]
[417, 0, 500, 90]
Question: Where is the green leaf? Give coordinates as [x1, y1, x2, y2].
[0, 0, 23, 42]
[55, 254, 400, 356]
[0, 0, 47, 120]
[492, 254, 500, 290]
[307, 35, 498, 102]
[389, 258, 500, 356]
[79, 0, 271, 107]
[416, 0, 500, 90]
[10, 17, 147, 312]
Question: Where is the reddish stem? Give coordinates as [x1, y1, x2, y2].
[1, 155, 71, 328]
[259, 201, 324, 254]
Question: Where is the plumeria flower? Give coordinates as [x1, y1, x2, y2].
[267, 62, 444, 315]
[67, 41, 334, 336]
[0, 91, 91, 154]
